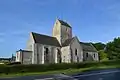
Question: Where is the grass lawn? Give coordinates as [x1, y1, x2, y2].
[0, 65, 120, 78]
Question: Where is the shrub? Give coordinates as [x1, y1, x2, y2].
[7, 62, 21, 65]
[0, 60, 120, 74]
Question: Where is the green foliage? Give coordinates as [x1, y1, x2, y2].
[92, 37, 120, 60]
[98, 50, 108, 61]
[92, 42, 106, 51]
[105, 37, 120, 60]
[0, 60, 120, 74]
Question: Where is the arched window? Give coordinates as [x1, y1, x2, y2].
[75, 49, 79, 62]
[94, 53, 96, 58]
[44, 47, 49, 63]
[46, 48, 48, 54]
[57, 49, 61, 63]
[75, 49, 77, 56]
[86, 53, 88, 57]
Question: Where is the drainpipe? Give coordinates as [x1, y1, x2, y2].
[22, 51, 23, 64]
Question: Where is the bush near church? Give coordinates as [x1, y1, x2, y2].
[0, 60, 120, 74]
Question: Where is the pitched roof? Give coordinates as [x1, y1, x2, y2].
[16, 49, 32, 52]
[31, 32, 60, 47]
[62, 37, 97, 52]
[80, 42, 97, 52]
[58, 19, 71, 28]
[62, 37, 75, 47]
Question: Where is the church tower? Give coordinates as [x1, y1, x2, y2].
[52, 19, 72, 46]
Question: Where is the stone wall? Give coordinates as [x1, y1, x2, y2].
[16, 50, 32, 64]
[61, 46, 71, 63]
[16, 51, 21, 62]
[26, 32, 34, 51]
[83, 51, 99, 61]
[52, 20, 61, 45]
[70, 37, 83, 62]
[61, 25, 72, 45]
[22, 51, 32, 64]
[33, 43, 60, 64]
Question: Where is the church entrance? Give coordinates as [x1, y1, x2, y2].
[57, 49, 61, 63]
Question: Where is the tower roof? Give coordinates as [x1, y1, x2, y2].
[58, 19, 71, 28]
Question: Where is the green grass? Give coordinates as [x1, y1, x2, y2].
[0, 65, 120, 78]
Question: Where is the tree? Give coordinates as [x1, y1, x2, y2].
[92, 42, 106, 51]
[98, 50, 108, 61]
[105, 37, 120, 60]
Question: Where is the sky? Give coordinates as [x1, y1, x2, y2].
[0, 0, 120, 57]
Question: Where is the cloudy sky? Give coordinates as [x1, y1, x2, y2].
[0, 0, 120, 57]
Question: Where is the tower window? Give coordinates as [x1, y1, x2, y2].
[56, 22, 58, 25]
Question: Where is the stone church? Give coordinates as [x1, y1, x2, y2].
[16, 19, 99, 64]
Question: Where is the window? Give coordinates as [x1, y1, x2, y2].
[44, 47, 49, 54]
[16, 53, 19, 59]
[44, 47, 49, 63]
[68, 34, 69, 36]
[63, 56, 65, 62]
[75, 49, 77, 56]
[57, 49, 61, 63]
[86, 53, 88, 57]
[56, 22, 58, 25]
[94, 54, 96, 58]
[66, 28, 67, 31]
[46, 48, 48, 54]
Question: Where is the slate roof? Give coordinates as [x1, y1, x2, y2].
[31, 32, 60, 47]
[58, 19, 71, 28]
[62, 37, 97, 52]
[62, 37, 75, 47]
[16, 49, 32, 52]
[80, 42, 97, 52]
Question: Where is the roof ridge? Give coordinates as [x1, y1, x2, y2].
[31, 32, 56, 38]
[80, 42, 98, 52]
[57, 19, 71, 28]
[31, 32, 60, 47]
[90, 43, 98, 52]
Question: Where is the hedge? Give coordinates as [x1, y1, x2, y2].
[0, 60, 120, 74]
